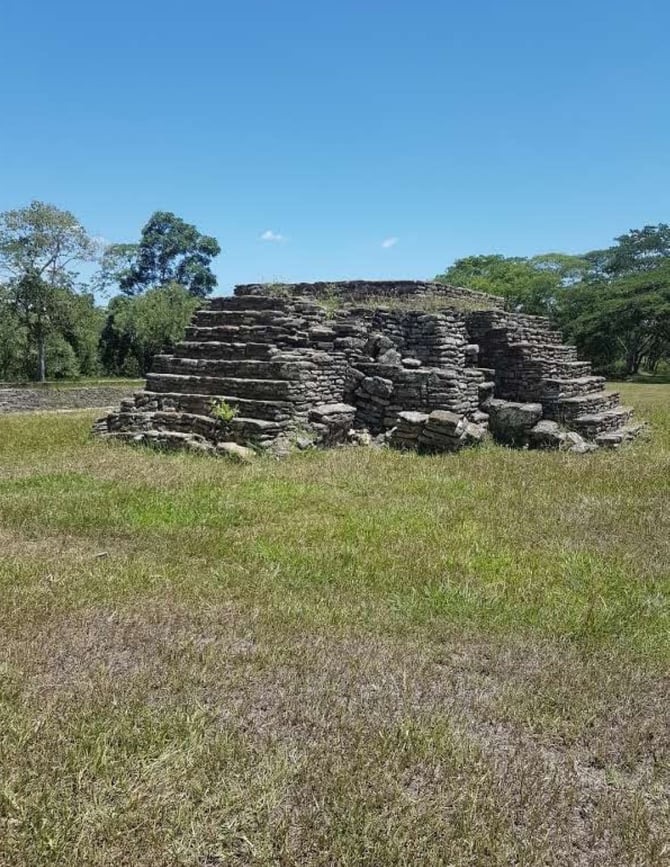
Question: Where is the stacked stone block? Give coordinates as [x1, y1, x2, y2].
[95, 280, 643, 454]
[466, 310, 641, 446]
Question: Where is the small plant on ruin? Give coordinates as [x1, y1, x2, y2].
[265, 282, 292, 299]
[211, 399, 239, 425]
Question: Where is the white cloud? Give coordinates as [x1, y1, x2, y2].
[381, 236, 398, 249]
[260, 229, 286, 242]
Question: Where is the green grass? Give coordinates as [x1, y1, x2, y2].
[0, 382, 668, 865]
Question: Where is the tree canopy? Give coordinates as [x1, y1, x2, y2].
[101, 212, 221, 297]
[436, 253, 588, 315]
[99, 283, 201, 376]
[0, 201, 98, 381]
[436, 224, 670, 376]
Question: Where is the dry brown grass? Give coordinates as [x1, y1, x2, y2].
[0, 383, 668, 864]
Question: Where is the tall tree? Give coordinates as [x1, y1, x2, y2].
[0, 201, 97, 381]
[114, 212, 221, 297]
[585, 224, 670, 278]
[559, 224, 670, 375]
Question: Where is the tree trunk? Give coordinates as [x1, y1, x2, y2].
[625, 350, 642, 376]
[36, 323, 46, 382]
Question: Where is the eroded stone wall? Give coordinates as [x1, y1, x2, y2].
[1, 384, 137, 414]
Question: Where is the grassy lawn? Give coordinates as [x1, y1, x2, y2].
[0, 382, 668, 865]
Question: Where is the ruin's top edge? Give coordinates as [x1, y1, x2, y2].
[233, 280, 505, 308]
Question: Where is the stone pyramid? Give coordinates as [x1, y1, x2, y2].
[94, 281, 643, 454]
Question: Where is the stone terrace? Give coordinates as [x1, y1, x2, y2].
[94, 281, 643, 455]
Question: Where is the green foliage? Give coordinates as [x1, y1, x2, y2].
[43, 332, 81, 379]
[586, 223, 670, 277]
[210, 399, 239, 424]
[0, 201, 98, 381]
[0, 288, 28, 380]
[559, 262, 670, 376]
[94, 243, 139, 296]
[438, 225, 670, 375]
[113, 211, 221, 297]
[436, 253, 588, 315]
[99, 282, 200, 376]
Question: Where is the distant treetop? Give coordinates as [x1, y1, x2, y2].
[100, 211, 221, 298]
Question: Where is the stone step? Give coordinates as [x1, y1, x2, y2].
[152, 355, 308, 380]
[595, 423, 646, 449]
[542, 375, 606, 399]
[174, 341, 275, 360]
[505, 326, 566, 345]
[509, 341, 578, 361]
[228, 416, 284, 438]
[146, 410, 218, 439]
[142, 390, 295, 422]
[545, 390, 620, 422]
[209, 294, 324, 315]
[538, 360, 593, 377]
[146, 372, 297, 400]
[121, 409, 282, 444]
[185, 325, 311, 346]
[571, 406, 634, 439]
[105, 429, 214, 452]
[193, 308, 302, 327]
[208, 295, 291, 311]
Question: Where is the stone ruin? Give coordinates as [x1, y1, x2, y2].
[94, 280, 644, 456]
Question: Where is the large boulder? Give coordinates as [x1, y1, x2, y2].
[487, 399, 543, 445]
[377, 348, 402, 366]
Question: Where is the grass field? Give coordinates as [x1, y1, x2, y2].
[0, 383, 668, 865]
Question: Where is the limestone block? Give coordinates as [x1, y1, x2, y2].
[217, 442, 257, 462]
[377, 348, 402, 366]
[309, 402, 357, 445]
[527, 420, 565, 450]
[487, 399, 543, 445]
[359, 376, 394, 399]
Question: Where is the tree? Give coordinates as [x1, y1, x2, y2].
[95, 243, 139, 296]
[558, 224, 670, 375]
[0, 285, 28, 381]
[435, 253, 588, 315]
[112, 212, 221, 297]
[585, 224, 670, 278]
[98, 283, 200, 376]
[560, 262, 670, 375]
[0, 201, 97, 381]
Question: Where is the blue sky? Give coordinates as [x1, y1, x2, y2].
[1, 0, 668, 294]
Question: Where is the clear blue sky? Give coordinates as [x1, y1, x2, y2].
[1, 0, 668, 294]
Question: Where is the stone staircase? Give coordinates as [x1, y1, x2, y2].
[95, 293, 347, 451]
[466, 310, 642, 446]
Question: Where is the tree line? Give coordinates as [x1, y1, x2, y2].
[0, 200, 668, 382]
[436, 225, 670, 377]
[0, 203, 218, 381]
